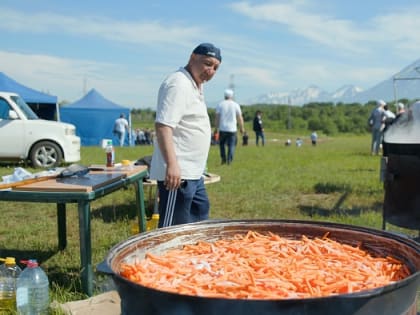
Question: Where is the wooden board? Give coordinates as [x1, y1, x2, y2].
[0, 174, 58, 190]
[13, 173, 125, 192]
[89, 164, 148, 177]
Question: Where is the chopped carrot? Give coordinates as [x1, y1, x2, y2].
[118, 231, 411, 299]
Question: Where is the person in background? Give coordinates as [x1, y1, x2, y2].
[253, 110, 265, 146]
[368, 99, 386, 155]
[394, 102, 407, 124]
[113, 113, 129, 147]
[149, 42, 221, 228]
[311, 131, 318, 146]
[382, 104, 396, 132]
[214, 88, 244, 165]
[396, 102, 405, 116]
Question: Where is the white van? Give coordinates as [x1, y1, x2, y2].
[0, 92, 81, 168]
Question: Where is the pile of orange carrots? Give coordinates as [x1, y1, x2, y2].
[119, 231, 410, 299]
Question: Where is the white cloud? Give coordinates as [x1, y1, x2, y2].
[0, 7, 203, 47]
[283, 57, 398, 91]
[235, 66, 285, 89]
[371, 8, 420, 58]
[0, 50, 156, 106]
[229, 1, 420, 58]
[0, 51, 89, 96]
[229, 1, 371, 53]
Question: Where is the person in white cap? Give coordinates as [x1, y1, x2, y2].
[396, 102, 406, 118]
[214, 88, 244, 165]
[368, 100, 386, 155]
[386, 102, 409, 127]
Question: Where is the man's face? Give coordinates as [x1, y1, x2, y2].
[189, 54, 220, 85]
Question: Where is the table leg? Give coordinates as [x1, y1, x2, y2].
[78, 200, 93, 296]
[57, 203, 67, 250]
[382, 209, 386, 230]
[147, 186, 153, 214]
[134, 180, 147, 232]
[153, 189, 159, 214]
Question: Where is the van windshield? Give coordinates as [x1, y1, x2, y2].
[11, 95, 39, 120]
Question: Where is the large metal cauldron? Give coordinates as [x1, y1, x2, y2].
[98, 220, 420, 315]
[382, 106, 420, 231]
[382, 142, 420, 230]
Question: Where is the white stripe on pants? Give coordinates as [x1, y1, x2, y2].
[162, 189, 177, 227]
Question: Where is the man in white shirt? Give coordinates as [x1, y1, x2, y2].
[113, 113, 129, 147]
[382, 104, 396, 132]
[149, 43, 221, 227]
[215, 89, 244, 165]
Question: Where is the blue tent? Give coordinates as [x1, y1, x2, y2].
[0, 72, 58, 120]
[60, 88, 131, 146]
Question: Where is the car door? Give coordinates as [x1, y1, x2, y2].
[0, 97, 26, 158]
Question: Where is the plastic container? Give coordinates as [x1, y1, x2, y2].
[0, 257, 22, 311]
[130, 222, 140, 235]
[146, 213, 160, 231]
[16, 259, 49, 315]
[122, 159, 133, 171]
[105, 140, 115, 167]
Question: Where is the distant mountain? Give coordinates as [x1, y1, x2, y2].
[244, 85, 360, 106]
[331, 85, 364, 101]
[353, 58, 420, 104]
[243, 58, 420, 106]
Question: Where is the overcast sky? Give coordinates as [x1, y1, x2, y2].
[1, 0, 419, 108]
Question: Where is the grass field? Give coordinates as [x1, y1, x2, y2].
[0, 133, 417, 313]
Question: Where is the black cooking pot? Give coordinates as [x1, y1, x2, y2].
[382, 142, 420, 157]
[98, 220, 420, 315]
[382, 153, 420, 229]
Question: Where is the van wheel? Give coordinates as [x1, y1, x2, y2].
[30, 141, 63, 168]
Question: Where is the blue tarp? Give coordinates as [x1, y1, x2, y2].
[0, 72, 58, 120]
[60, 89, 131, 146]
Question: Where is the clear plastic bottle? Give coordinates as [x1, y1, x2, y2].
[0, 257, 22, 311]
[105, 140, 115, 167]
[16, 259, 49, 315]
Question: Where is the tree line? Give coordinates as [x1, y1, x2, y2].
[131, 98, 412, 135]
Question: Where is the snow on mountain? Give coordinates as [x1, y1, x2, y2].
[243, 85, 358, 106]
[245, 85, 331, 106]
[331, 85, 363, 100]
[242, 58, 420, 106]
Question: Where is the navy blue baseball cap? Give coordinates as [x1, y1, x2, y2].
[193, 43, 222, 62]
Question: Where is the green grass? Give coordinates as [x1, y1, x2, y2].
[207, 134, 382, 220]
[0, 133, 417, 313]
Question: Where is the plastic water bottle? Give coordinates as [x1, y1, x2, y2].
[105, 140, 115, 167]
[0, 257, 22, 312]
[16, 259, 49, 315]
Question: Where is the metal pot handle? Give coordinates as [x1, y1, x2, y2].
[96, 260, 114, 275]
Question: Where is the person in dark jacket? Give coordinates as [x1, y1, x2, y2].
[252, 110, 265, 146]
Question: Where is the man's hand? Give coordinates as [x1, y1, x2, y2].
[165, 162, 181, 190]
